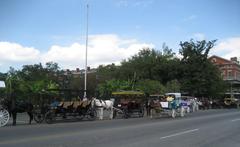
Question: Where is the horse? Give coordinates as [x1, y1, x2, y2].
[0, 98, 33, 126]
[189, 98, 199, 112]
[91, 97, 114, 120]
[149, 99, 162, 118]
[198, 98, 210, 110]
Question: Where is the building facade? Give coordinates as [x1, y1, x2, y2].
[209, 55, 240, 98]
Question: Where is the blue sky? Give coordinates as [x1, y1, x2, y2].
[0, 0, 240, 72]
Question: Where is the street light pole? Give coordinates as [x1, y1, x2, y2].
[83, 4, 89, 99]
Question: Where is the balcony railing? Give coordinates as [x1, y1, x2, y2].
[226, 88, 240, 93]
[223, 76, 240, 81]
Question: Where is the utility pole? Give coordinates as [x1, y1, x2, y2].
[83, 4, 89, 99]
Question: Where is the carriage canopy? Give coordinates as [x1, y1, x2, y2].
[112, 91, 146, 103]
[0, 81, 5, 88]
[112, 91, 144, 96]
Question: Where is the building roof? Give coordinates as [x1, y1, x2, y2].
[209, 55, 240, 67]
[209, 55, 230, 63]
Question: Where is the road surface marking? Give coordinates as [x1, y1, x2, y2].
[231, 118, 240, 122]
[160, 129, 199, 139]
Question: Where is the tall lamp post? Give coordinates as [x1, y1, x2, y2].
[83, 4, 89, 98]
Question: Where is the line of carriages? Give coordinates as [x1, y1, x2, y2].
[33, 92, 198, 124]
[1, 91, 199, 127]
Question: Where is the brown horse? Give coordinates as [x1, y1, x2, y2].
[0, 98, 33, 126]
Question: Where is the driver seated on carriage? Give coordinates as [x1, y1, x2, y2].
[161, 95, 176, 109]
[50, 98, 61, 108]
[166, 95, 174, 102]
[49, 97, 68, 117]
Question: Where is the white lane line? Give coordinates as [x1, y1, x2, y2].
[160, 129, 199, 139]
[231, 118, 240, 122]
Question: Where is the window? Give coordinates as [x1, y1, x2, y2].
[228, 70, 233, 80]
[212, 58, 217, 63]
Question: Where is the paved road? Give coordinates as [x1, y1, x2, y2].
[1, 109, 240, 147]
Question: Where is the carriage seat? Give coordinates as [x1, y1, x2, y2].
[120, 99, 130, 105]
[62, 101, 73, 109]
[72, 101, 82, 109]
[58, 102, 64, 107]
[81, 100, 91, 108]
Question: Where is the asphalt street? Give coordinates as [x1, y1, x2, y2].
[0, 109, 240, 147]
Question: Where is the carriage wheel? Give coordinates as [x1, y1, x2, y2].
[33, 112, 45, 123]
[0, 109, 10, 127]
[87, 109, 97, 121]
[77, 113, 84, 120]
[45, 111, 55, 124]
[123, 113, 129, 119]
[139, 107, 144, 117]
[123, 109, 129, 119]
[113, 109, 117, 119]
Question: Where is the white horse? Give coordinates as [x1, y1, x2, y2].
[92, 98, 114, 120]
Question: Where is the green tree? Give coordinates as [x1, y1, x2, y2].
[119, 46, 180, 84]
[97, 79, 132, 98]
[135, 79, 165, 95]
[165, 79, 181, 93]
[120, 48, 161, 80]
[179, 39, 226, 97]
[97, 63, 120, 82]
[5, 63, 61, 103]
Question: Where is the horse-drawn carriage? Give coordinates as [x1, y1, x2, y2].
[0, 81, 10, 127]
[32, 88, 98, 123]
[43, 99, 97, 124]
[112, 91, 145, 119]
[223, 97, 240, 108]
[181, 96, 199, 113]
[149, 93, 185, 118]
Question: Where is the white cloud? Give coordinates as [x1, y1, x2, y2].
[43, 34, 154, 69]
[193, 33, 206, 40]
[0, 42, 40, 62]
[41, 43, 86, 69]
[211, 37, 240, 59]
[0, 34, 154, 72]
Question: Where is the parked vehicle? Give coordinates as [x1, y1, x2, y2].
[224, 97, 240, 108]
[112, 91, 145, 119]
[149, 93, 185, 118]
[44, 99, 97, 124]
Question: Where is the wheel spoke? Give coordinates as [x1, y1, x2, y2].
[0, 109, 9, 127]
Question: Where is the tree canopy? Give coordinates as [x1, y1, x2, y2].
[179, 40, 226, 97]
[1, 39, 227, 101]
